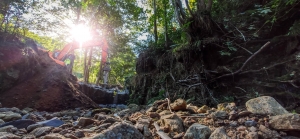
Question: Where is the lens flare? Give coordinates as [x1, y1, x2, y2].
[71, 24, 92, 44]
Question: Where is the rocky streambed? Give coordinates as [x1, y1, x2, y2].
[0, 96, 299, 139]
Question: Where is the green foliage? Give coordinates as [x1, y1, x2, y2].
[23, 30, 64, 51]
[147, 89, 165, 105]
[288, 20, 300, 36]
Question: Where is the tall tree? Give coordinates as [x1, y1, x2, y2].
[153, 0, 158, 45]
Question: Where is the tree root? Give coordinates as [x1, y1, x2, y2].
[210, 41, 271, 82]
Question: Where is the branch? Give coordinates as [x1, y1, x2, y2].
[185, 0, 195, 17]
[240, 59, 294, 75]
[169, 73, 175, 82]
[154, 122, 172, 139]
[165, 98, 174, 114]
[211, 41, 271, 81]
[235, 43, 253, 55]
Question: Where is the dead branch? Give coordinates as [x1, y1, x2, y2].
[210, 41, 271, 81]
[235, 43, 253, 55]
[165, 98, 174, 114]
[240, 59, 294, 75]
[269, 79, 299, 88]
[169, 72, 175, 82]
[154, 122, 172, 139]
[235, 86, 247, 93]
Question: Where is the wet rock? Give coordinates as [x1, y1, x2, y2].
[246, 96, 288, 115]
[170, 99, 187, 111]
[183, 123, 211, 139]
[197, 105, 210, 113]
[209, 127, 230, 139]
[161, 114, 184, 133]
[245, 120, 257, 127]
[0, 132, 21, 139]
[91, 122, 143, 139]
[42, 133, 65, 139]
[269, 113, 300, 130]
[30, 126, 53, 138]
[0, 119, 36, 129]
[0, 111, 22, 122]
[77, 117, 95, 127]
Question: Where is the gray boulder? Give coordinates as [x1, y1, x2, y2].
[0, 111, 22, 122]
[0, 119, 35, 129]
[269, 113, 300, 130]
[0, 119, 4, 125]
[209, 127, 230, 139]
[30, 126, 53, 138]
[0, 132, 21, 139]
[91, 122, 143, 139]
[183, 123, 211, 139]
[245, 96, 288, 115]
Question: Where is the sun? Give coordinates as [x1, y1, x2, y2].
[71, 24, 92, 44]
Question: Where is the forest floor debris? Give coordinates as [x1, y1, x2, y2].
[0, 96, 299, 139]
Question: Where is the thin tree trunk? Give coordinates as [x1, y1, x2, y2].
[86, 47, 93, 83]
[83, 48, 88, 83]
[164, 0, 168, 48]
[153, 0, 158, 45]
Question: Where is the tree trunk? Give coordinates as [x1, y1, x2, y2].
[163, 0, 169, 48]
[83, 48, 88, 83]
[85, 47, 93, 83]
[153, 0, 158, 45]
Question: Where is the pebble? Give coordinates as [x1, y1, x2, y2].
[245, 120, 257, 127]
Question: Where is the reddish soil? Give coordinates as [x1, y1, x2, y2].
[0, 41, 98, 111]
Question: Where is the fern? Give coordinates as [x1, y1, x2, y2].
[288, 20, 300, 36]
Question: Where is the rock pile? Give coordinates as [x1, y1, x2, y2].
[0, 96, 299, 139]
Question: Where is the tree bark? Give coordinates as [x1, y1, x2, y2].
[163, 0, 168, 48]
[153, 0, 158, 45]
